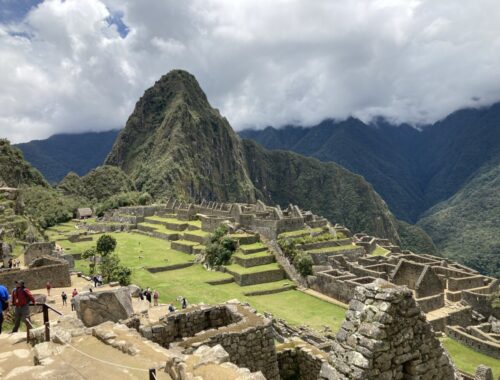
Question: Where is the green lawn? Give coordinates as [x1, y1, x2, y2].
[232, 250, 273, 259]
[441, 337, 500, 377]
[56, 223, 347, 332]
[372, 245, 390, 257]
[225, 262, 282, 274]
[307, 244, 356, 254]
[278, 228, 324, 238]
[138, 222, 179, 235]
[240, 242, 266, 251]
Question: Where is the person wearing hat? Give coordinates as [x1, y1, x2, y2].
[0, 284, 9, 334]
[11, 280, 35, 333]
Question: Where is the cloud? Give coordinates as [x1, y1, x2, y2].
[1, 0, 500, 142]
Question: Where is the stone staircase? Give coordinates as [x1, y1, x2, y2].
[223, 237, 286, 287]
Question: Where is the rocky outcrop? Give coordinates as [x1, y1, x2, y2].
[73, 288, 134, 327]
[326, 279, 459, 379]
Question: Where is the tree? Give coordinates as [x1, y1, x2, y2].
[81, 234, 117, 275]
[82, 248, 97, 274]
[96, 234, 117, 256]
[99, 253, 131, 285]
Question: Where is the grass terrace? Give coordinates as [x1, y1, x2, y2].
[440, 337, 499, 378]
[371, 245, 390, 257]
[225, 262, 282, 275]
[306, 244, 357, 254]
[138, 222, 179, 235]
[278, 227, 325, 239]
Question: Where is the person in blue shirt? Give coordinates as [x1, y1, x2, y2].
[0, 284, 9, 334]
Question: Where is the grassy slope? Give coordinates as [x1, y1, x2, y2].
[441, 337, 500, 377]
[51, 221, 495, 370]
[54, 223, 347, 331]
[418, 157, 500, 278]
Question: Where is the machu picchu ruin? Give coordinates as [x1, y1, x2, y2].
[2, 195, 498, 379]
[1, 13, 500, 378]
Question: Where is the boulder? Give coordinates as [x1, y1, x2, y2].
[127, 284, 142, 297]
[73, 287, 134, 327]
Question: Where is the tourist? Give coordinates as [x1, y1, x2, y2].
[153, 290, 159, 306]
[0, 284, 9, 334]
[8, 259, 12, 269]
[71, 289, 78, 311]
[93, 275, 98, 287]
[181, 297, 188, 309]
[61, 291, 67, 306]
[139, 289, 144, 301]
[97, 274, 103, 286]
[11, 280, 35, 333]
[46, 281, 52, 296]
[144, 288, 152, 303]
[168, 303, 175, 313]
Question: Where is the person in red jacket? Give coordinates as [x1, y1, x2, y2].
[11, 280, 35, 333]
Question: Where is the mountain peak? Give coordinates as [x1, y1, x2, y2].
[147, 69, 210, 112]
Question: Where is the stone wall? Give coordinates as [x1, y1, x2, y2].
[328, 280, 458, 379]
[428, 307, 472, 332]
[0, 259, 70, 289]
[23, 242, 55, 266]
[446, 326, 500, 359]
[277, 340, 328, 380]
[448, 276, 488, 291]
[462, 290, 499, 319]
[416, 293, 445, 313]
[139, 303, 279, 379]
[225, 267, 285, 286]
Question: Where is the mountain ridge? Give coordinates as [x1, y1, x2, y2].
[105, 69, 426, 248]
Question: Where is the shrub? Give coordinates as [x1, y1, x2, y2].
[138, 192, 153, 205]
[204, 225, 237, 268]
[293, 253, 313, 277]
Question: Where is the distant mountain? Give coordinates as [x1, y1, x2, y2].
[106, 70, 428, 246]
[418, 156, 500, 278]
[15, 130, 120, 183]
[241, 104, 500, 277]
[240, 103, 500, 223]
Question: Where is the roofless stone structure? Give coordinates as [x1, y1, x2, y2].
[324, 279, 458, 379]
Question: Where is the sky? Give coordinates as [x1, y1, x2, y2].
[1, 0, 500, 143]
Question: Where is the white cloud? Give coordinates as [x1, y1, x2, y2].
[1, 0, 500, 142]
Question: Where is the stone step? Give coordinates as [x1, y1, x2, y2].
[182, 231, 210, 245]
[232, 252, 275, 268]
[171, 240, 201, 254]
[224, 263, 285, 286]
[239, 243, 268, 255]
[228, 233, 260, 245]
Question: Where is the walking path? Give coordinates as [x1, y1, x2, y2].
[299, 288, 348, 308]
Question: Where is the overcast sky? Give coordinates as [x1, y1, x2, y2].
[1, 0, 500, 143]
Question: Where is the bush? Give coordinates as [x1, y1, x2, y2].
[138, 192, 153, 205]
[293, 253, 313, 277]
[204, 225, 237, 268]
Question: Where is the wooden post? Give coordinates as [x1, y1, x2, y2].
[42, 304, 50, 341]
[26, 319, 30, 344]
[149, 368, 156, 380]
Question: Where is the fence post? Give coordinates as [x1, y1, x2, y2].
[42, 304, 50, 341]
[149, 368, 156, 380]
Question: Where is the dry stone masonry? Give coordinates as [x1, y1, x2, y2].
[326, 279, 459, 379]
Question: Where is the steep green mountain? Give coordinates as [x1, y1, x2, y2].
[418, 157, 500, 277]
[58, 165, 136, 202]
[15, 130, 120, 183]
[106, 71, 256, 202]
[106, 69, 429, 246]
[0, 139, 48, 188]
